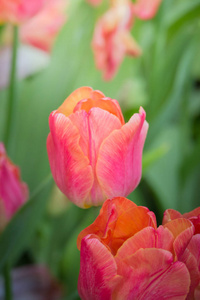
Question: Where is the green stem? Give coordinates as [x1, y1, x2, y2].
[4, 25, 18, 151]
[3, 264, 12, 300]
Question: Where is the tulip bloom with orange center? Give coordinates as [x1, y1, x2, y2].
[47, 87, 148, 208]
[0, 0, 47, 24]
[77, 197, 197, 300]
[0, 143, 28, 231]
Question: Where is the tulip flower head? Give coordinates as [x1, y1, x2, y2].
[47, 87, 148, 208]
[132, 0, 162, 20]
[20, 0, 67, 52]
[77, 197, 196, 300]
[0, 143, 28, 231]
[0, 0, 47, 24]
[92, 2, 141, 80]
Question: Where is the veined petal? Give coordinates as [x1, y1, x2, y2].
[116, 226, 174, 259]
[114, 248, 190, 300]
[164, 218, 195, 259]
[162, 209, 182, 225]
[57, 86, 94, 117]
[78, 235, 119, 300]
[69, 108, 122, 206]
[47, 111, 93, 208]
[96, 107, 148, 197]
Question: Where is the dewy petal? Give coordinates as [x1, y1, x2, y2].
[69, 108, 122, 206]
[164, 218, 195, 259]
[78, 235, 119, 300]
[47, 111, 93, 208]
[57, 86, 94, 117]
[132, 0, 162, 20]
[114, 248, 190, 300]
[96, 107, 148, 198]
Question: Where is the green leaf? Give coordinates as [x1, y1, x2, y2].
[0, 174, 53, 272]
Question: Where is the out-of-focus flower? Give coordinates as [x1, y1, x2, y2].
[47, 87, 148, 208]
[163, 208, 200, 298]
[20, 0, 67, 52]
[132, 0, 162, 20]
[77, 197, 194, 300]
[0, 143, 28, 231]
[0, 0, 47, 25]
[92, 2, 141, 80]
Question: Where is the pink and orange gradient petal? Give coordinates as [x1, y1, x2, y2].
[47, 112, 93, 208]
[96, 107, 148, 198]
[78, 235, 119, 300]
[114, 248, 190, 300]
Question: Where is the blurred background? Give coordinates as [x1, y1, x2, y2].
[0, 0, 200, 299]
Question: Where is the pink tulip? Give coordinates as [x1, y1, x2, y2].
[0, 143, 28, 231]
[77, 197, 193, 300]
[20, 0, 67, 52]
[92, 2, 141, 80]
[163, 208, 200, 298]
[132, 0, 162, 20]
[0, 0, 47, 25]
[47, 87, 148, 208]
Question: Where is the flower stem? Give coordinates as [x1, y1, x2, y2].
[3, 264, 12, 300]
[4, 25, 18, 151]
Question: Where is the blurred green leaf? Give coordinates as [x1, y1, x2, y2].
[0, 175, 53, 272]
[142, 144, 169, 173]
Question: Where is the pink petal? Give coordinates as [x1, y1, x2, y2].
[78, 235, 119, 300]
[114, 248, 190, 299]
[96, 107, 148, 198]
[132, 0, 162, 20]
[47, 111, 93, 208]
[116, 226, 174, 259]
[162, 208, 182, 225]
[164, 218, 195, 259]
[68, 108, 122, 205]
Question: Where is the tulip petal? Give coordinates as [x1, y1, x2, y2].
[164, 218, 195, 258]
[132, 0, 162, 20]
[162, 208, 182, 225]
[116, 226, 174, 259]
[96, 107, 148, 197]
[78, 235, 119, 300]
[57, 86, 95, 117]
[47, 111, 93, 208]
[114, 248, 190, 300]
[68, 108, 122, 205]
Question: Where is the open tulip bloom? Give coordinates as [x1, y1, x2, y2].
[77, 197, 200, 300]
[47, 87, 148, 208]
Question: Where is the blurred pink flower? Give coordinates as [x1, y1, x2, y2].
[77, 197, 193, 300]
[92, 2, 141, 80]
[0, 143, 28, 231]
[132, 0, 162, 20]
[20, 0, 67, 52]
[47, 87, 148, 208]
[0, 0, 47, 25]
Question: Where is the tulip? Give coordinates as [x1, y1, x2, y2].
[92, 2, 141, 80]
[20, 0, 67, 52]
[47, 87, 148, 208]
[163, 208, 200, 298]
[0, 143, 28, 231]
[132, 0, 162, 20]
[0, 0, 47, 25]
[77, 197, 194, 300]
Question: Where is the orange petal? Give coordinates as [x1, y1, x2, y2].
[162, 208, 182, 225]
